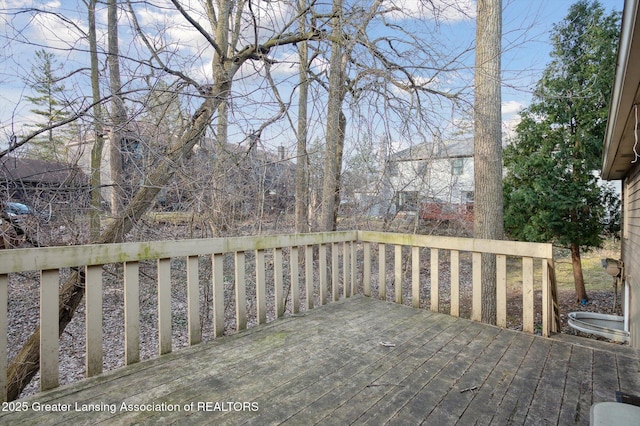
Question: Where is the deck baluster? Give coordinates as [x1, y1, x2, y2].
[379, 244, 386, 300]
[235, 252, 247, 331]
[256, 250, 266, 324]
[186, 255, 201, 345]
[0, 274, 6, 401]
[395, 245, 402, 304]
[350, 242, 356, 296]
[412, 246, 420, 308]
[305, 245, 313, 310]
[41, 269, 59, 391]
[158, 258, 172, 355]
[124, 261, 140, 365]
[522, 257, 534, 333]
[274, 248, 284, 317]
[85, 264, 103, 377]
[332, 243, 339, 301]
[472, 252, 482, 321]
[496, 254, 507, 328]
[212, 254, 225, 336]
[290, 247, 300, 313]
[430, 248, 439, 312]
[363, 243, 371, 297]
[319, 244, 327, 305]
[450, 250, 460, 317]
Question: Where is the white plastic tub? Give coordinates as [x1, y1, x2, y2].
[567, 311, 629, 343]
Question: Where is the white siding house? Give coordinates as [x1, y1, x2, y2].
[388, 138, 474, 218]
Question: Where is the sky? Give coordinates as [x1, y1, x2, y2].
[0, 0, 625, 153]
[497, 0, 622, 131]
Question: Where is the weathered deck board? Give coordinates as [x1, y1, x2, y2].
[0, 296, 638, 426]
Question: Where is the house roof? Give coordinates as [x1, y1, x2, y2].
[602, 0, 640, 180]
[391, 137, 474, 162]
[0, 156, 88, 186]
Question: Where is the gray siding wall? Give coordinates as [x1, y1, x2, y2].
[623, 162, 640, 348]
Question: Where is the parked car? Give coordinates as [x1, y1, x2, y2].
[3, 202, 52, 222]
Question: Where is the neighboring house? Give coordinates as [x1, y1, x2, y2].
[602, 0, 640, 348]
[0, 156, 89, 209]
[68, 130, 295, 216]
[388, 137, 474, 220]
[67, 128, 147, 204]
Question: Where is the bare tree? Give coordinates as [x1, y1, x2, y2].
[295, 0, 311, 233]
[87, 0, 104, 240]
[5, 0, 324, 399]
[319, 0, 345, 231]
[107, 0, 127, 223]
[474, 0, 503, 324]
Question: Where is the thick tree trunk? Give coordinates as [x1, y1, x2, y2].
[295, 3, 310, 234]
[88, 0, 103, 240]
[319, 0, 344, 232]
[571, 243, 588, 302]
[332, 111, 346, 227]
[474, 0, 503, 325]
[107, 0, 127, 223]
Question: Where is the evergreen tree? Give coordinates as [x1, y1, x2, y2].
[503, 0, 620, 302]
[24, 49, 73, 160]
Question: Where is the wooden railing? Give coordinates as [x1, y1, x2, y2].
[0, 230, 556, 401]
[358, 232, 557, 336]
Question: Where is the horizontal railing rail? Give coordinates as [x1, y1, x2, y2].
[0, 230, 555, 402]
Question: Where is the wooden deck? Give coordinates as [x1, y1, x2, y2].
[1, 296, 638, 425]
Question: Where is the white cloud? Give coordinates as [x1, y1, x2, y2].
[502, 101, 524, 140]
[501, 100, 523, 117]
[385, 0, 476, 22]
[31, 11, 87, 51]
